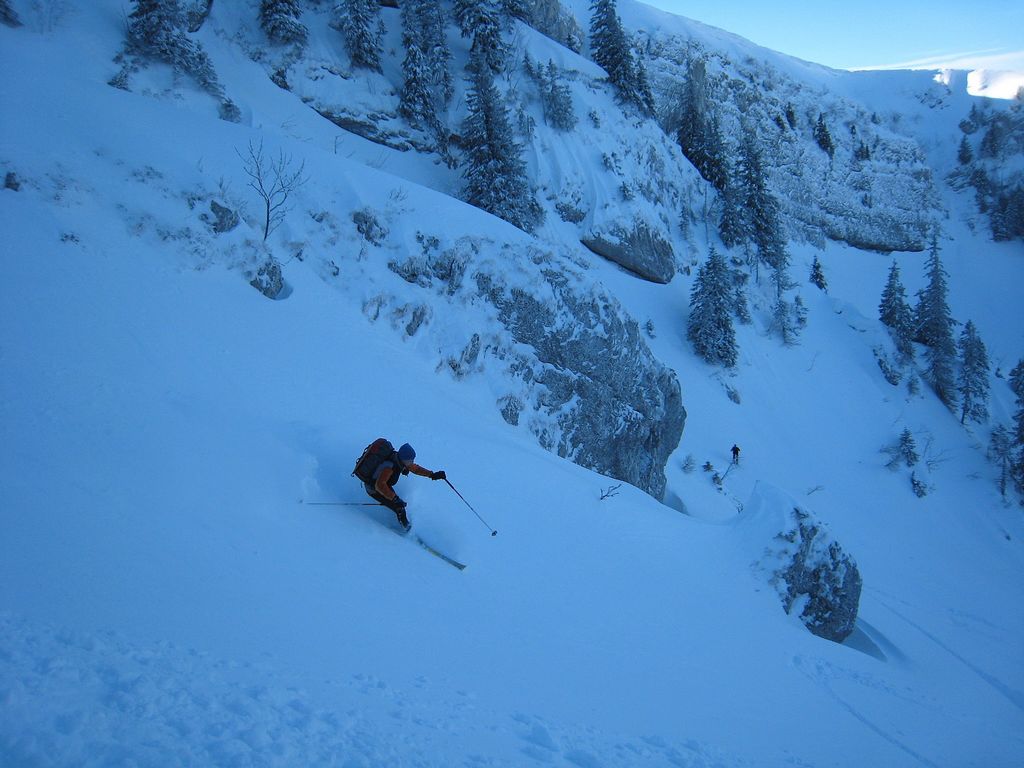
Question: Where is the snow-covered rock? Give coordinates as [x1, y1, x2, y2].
[754, 500, 862, 643]
[581, 215, 676, 283]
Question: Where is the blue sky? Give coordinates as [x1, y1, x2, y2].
[641, 0, 1024, 72]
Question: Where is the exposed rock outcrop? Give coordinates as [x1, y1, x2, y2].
[475, 258, 685, 498]
[582, 217, 676, 284]
[771, 506, 862, 643]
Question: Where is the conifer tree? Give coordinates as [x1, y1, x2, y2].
[454, 0, 507, 73]
[737, 126, 787, 279]
[810, 255, 827, 292]
[813, 113, 834, 158]
[539, 60, 577, 131]
[676, 57, 727, 189]
[0, 0, 22, 27]
[460, 53, 538, 232]
[129, 0, 186, 57]
[501, 0, 531, 23]
[957, 320, 990, 424]
[687, 247, 738, 367]
[1010, 359, 1024, 494]
[128, 0, 220, 93]
[772, 296, 799, 346]
[879, 260, 914, 363]
[717, 168, 747, 250]
[338, 0, 383, 72]
[989, 425, 1014, 498]
[957, 135, 974, 165]
[260, 0, 307, 45]
[399, 0, 452, 156]
[420, 1, 453, 103]
[915, 238, 958, 409]
[898, 428, 920, 467]
[589, 0, 653, 114]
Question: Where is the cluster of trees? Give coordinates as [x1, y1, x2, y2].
[260, 0, 306, 45]
[957, 103, 1024, 242]
[671, 58, 728, 190]
[686, 115, 802, 363]
[588, 0, 654, 115]
[878, 240, 988, 419]
[878, 245, 1024, 499]
[666, 55, 799, 348]
[991, 363, 1024, 501]
[461, 51, 541, 232]
[125, 0, 222, 93]
[525, 56, 577, 132]
[124, 0, 540, 230]
[399, 0, 453, 159]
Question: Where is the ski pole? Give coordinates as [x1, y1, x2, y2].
[444, 479, 498, 536]
[302, 501, 384, 506]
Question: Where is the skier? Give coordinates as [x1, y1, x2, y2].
[361, 441, 446, 532]
[731, 444, 741, 465]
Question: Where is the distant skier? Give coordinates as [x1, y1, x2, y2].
[731, 444, 741, 465]
[353, 439, 445, 532]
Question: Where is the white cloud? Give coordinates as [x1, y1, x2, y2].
[851, 47, 1024, 74]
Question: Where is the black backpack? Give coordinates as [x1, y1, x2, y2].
[353, 438, 395, 484]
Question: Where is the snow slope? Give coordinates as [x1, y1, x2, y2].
[2, 2, 1023, 767]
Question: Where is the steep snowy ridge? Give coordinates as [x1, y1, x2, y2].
[1, 1, 1023, 767]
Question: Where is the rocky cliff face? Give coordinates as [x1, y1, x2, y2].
[476, 256, 685, 499]
[642, 27, 940, 253]
[385, 234, 686, 499]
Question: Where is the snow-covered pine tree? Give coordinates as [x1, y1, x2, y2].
[957, 320, 990, 424]
[813, 113, 835, 158]
[337, 0, 384, 72]
[128, 0, 186, 57]
[260, 0, 307, 45]
[1010, 359, 1024, 495]
[501, 0, 531, 23]
[718, 168, 747, 250]
[540, 60, 576, 131]
[420, 0, 453, 104]
[453, 0, 507, 73]
[0, 0, 22, 27]
[399, 0, 452, 157]
[732, 279, 752, 325]
[687, 247, 738, 367]
[899, 428, 920, 467]
[879, 260, 914, 363]
[127, 0, 221, 95]
[675, 57, 727, 190]
[989, 424, 1014, 498]
[460, 52, 538, 232]
[400, 37, 436, 128]
[915, 238, 958, 410]
[737, 124, 787, 281]
[957, 135, 974, 165]
[772, 296, 799, 346]
[810, 255, 827, 291]
[589, 0, 653, 114]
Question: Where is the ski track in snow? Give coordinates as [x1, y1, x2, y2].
[871, 591, 1024, 713]
[791, 655, 942, 768]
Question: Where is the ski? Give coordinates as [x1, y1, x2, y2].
[306, 500, 467, 570]
[413, 535, 467, 571]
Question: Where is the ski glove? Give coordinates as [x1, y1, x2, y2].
[431, 470, 446, 481]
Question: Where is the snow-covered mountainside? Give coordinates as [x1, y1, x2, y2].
[1, 1, 1022, 766]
